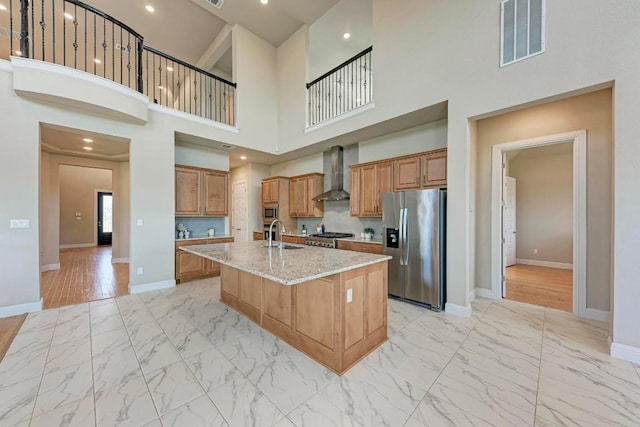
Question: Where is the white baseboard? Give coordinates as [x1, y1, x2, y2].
[40, 263, 60, 272]
[0, 298, 43, 318]
[130, 279, 175, 295]
[445, 302, 472, 317]
[60, 243, 95, 249]
[111, 258, 130, 264]
[475, 287, 496, 299]
[515, 258, 573, 270]
[468, 288, 476, 302]
[610, 342, 640, 364]
[583, 308, 610, 322]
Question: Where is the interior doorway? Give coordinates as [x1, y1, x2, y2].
[232, 180, 249, 242]
[39, 124, 130, 309]
[491, 130, 587, 316]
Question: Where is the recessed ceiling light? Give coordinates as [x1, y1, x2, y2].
[145, 5, 154, 12]
[94, 58, 101, 64]
[14, 50, 21, 56]
[83, 138, 93, 143]
[0, 5, 7, 11]
[166, 66, 173, 72]
[83, 146, 93, 151]
[64, 12, 74, 20]
[260, 0, 268, 4]
[240, 156, 247, 160]
[343, 32, 351, 40]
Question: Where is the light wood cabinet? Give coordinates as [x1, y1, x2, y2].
[353, 162, 392, 217]
[336, 240, 383, 254]
[393, 156, 421, 191]
[262, 178, 280, 204]
[422, 150, 447, 188]
[175, 165, 229, 217]
[175, 237, 234, 282]
[281, 235, 307, 244]
[253, 232, 263, 241]
[349, 148, 447, 217]
[204, 170, 228, 216]
[289, 173, 324, 218]
[175, 167, 202, 216]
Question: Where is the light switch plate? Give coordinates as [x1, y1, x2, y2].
[137, 219, 143, 226]
[10, 219, 30, 228]
[346, 288, 353, 303]
[137, 267, 143, 275]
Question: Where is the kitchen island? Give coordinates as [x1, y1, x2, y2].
[181, 240, 391, 374]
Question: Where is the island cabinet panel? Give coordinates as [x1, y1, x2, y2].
[367, 268, 386, 334]
[295, 278, 335, 350]
[343, 275, 365, 350]
[237, 271, 261, 324]
[221, 265, 239, 299]
[263, 279, 293, 327]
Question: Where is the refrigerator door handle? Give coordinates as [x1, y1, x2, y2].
[403, 208, 410, 265]
[399, 208, 405, 266]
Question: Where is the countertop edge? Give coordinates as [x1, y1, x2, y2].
[179, 245, 391, 286]
[175, 235, 233, 242]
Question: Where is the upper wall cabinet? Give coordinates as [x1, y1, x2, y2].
[350, 148, 447, 217]
[262, 178, 281, 205]
[289, 173, 324, 218]
[175, 165, 229, 217]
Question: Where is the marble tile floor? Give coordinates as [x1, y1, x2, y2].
[1, 276, 639, 427]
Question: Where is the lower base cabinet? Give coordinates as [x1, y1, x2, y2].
[220, 261, 388, 375]
[176, 237, 234, 283]
[336, 240, 383, 254]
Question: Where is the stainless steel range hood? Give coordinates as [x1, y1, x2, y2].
[313, 146, 350, 201]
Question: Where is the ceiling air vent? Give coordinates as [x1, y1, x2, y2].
[220, 144, 235, 149]
[205, 0, 224, 9]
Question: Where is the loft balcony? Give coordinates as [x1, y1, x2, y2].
[0, 0, 236, 126]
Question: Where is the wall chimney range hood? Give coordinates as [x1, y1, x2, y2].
[313, 145, 350, 201]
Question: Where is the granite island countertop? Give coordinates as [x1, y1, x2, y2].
[180, 240, 391, 286]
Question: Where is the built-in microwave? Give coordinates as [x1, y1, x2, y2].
[263, 205, 278, 221]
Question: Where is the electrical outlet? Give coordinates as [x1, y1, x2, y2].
[137, 219, 144, 226]
[137, 267, 143, 275]
[533, 249, 538, 254]
[346, 288, 353, 303]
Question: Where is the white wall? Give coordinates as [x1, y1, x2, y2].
[233, 25, 278, 153]
[358, 120, 447, 163]
[509, 144, 573, 265]
[175, 144, 229, 171]
[269, 152, 324, 177]
[59, 165, 112, 246]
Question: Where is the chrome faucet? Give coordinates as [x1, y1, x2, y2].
[267, 219, 285, 248]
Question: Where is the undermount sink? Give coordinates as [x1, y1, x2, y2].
[263, 243, 304, 249]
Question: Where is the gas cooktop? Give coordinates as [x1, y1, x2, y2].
[309, 232, 354, 239]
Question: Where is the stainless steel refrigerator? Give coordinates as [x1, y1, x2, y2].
[382, 189, 446, 310]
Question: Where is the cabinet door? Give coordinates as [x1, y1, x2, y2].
[253, 232, 263, 241]
[262, 181, 270, 204]
[376, 162, 393, 215]
[350, 167, 360, 216]
[175, 167, 202, 216]
[281, 235, 297, 244]
[359, 165, 377, 216]
[290, 178, 307, 217]
[176, 251, 206, 279]
[422, 152, 447, 188]
[393, 157, 421, 191]
[204, 171, 228, 216]
[268, 180, 279, 203]
[306, 174, 324, 217]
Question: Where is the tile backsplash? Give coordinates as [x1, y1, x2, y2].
[175, 217, 226, 238]
[296, 200, 382, 238]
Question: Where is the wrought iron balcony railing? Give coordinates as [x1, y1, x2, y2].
[0, 0, 236, 126]
[306, 46, 373, 127]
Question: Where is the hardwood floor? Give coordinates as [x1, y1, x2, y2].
[0, 314, 27, 362]
[505, 264, 573, 312]
[41, 246, 129, 309]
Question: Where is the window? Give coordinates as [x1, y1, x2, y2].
[501, 0, 545, 66]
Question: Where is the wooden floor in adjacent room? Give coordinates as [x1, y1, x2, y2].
[505, 264, 573, 312]
[0, 314, 27, 362]
[41, 246, 129, 309]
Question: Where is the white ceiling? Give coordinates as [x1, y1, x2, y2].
[41, 124, 130, 161]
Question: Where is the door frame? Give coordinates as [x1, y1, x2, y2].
[95, 188, 113, 246]
[490, 130, 587, 317]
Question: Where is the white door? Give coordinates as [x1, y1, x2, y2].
[503, 176, 517, 268]
[231, 180, 249, 242]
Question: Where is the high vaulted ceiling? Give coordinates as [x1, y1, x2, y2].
[81, 0, 340, 69]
